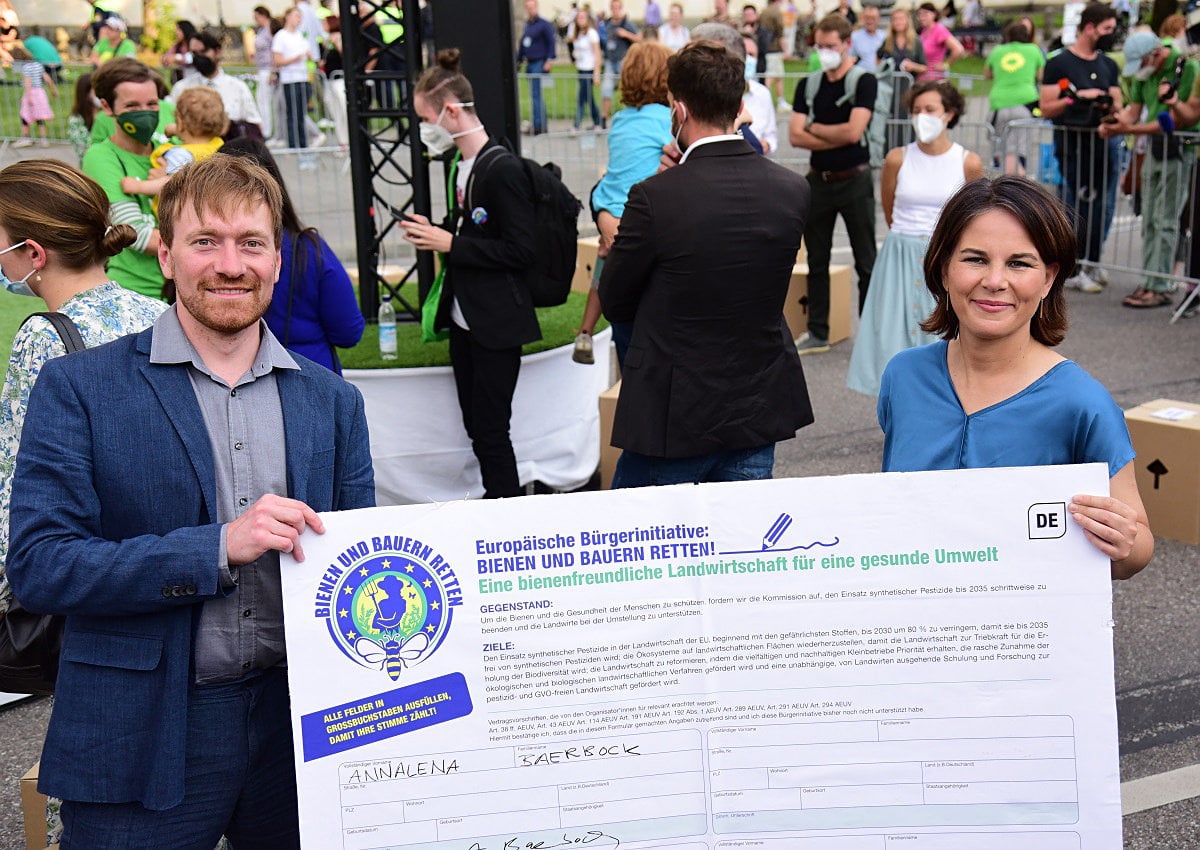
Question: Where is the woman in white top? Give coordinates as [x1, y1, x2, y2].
[847, 80, 984, 397]
[570, 7, 602, 132]
[660, 3, 690, 51]
[272, 6, 312, 148]
[253, 6, 277, 139]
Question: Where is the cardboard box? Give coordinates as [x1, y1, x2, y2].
[1125, 399, 1200, 545]
[599, 381, 622, 490]
[783, 263, 854, 345]
[21, 762, 46, 850]
[573, 236, 601, 294]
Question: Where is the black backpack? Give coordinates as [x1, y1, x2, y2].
[473, 147, 583, 307]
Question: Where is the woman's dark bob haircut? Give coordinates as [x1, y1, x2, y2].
[905, 80, 965, 128]
[920, 176, 1076, 346]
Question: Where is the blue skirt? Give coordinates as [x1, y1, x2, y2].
[847, 230, 939, 397]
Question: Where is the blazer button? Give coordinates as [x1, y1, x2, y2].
[162, 588, 172, 597]
[186, 585, 197, 595]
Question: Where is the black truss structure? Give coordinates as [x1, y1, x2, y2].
[340, 0, 431, 322]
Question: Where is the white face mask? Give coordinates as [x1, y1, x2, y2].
[817, 47, 842, 72]
[912, 112, 945, 144]
[419, 101, 478, 156]
[1133, 63, 1155, 81]
[671, 101, 687, 152]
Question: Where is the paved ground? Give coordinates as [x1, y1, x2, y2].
[0, 112, 1197, 848]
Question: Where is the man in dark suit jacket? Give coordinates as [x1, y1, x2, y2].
[599, 40, 814, 487]
[8, 156, 374, 848]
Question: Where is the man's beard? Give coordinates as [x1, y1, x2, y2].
[175, 273, 273, 335]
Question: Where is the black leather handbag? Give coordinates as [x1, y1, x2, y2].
[0, 312, 85, 695]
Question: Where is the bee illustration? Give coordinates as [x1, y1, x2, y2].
[354, 631, 429, 680]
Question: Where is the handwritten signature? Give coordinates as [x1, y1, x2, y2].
[467, 830, 620, 850]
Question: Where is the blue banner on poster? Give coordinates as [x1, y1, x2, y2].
[300, 672, 472, 761]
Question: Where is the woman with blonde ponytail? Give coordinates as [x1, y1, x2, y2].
[0, 159, 166, 613]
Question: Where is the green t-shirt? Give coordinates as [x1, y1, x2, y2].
[94, 35, 137, 63]
[81, 139, 163, 299]
[1136, 48, 1200, 130]
[986, 43, 1045, 111]
[90, 100, 176, 148]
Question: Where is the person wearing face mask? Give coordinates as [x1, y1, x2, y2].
[168, 30, 263, 140]
[598, 41, 813, 488]
[401, 49, 541, 500]
[847, 80, 983, 397]
[1038, 2, 1122, 295]
[789, 13, 877, 355]
[81, 57, 170, 299]
[1099, 31, 1199, 308]
[736, 30, 779, 153]
[0, 160, 165, 619]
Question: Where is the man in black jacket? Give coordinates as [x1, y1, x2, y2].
[599, 40, 814, 488]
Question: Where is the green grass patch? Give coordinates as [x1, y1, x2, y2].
[0, 290, 39, 370]
[338, 289, 605, 369]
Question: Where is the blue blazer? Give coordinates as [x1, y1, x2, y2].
[7, 326, 375, 810]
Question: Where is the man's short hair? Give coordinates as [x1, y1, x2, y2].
[175, 87, 230, 139]
[690, 22, 746, 59]
[667, 40, 745, 127]
[1079, 2, 1117, 30]
[815, 13, 852, 41]
[92, 58, 163, 106]
[191, 30, 222, 52]
[158, 154, 284, 251]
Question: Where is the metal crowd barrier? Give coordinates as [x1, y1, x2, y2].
[8, 59, 1200, 307]
[995, 118, 1200, 308]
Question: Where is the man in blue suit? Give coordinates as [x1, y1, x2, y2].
[7, 155, 375, 849]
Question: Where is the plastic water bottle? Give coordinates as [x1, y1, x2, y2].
[378, 294, 397, 360]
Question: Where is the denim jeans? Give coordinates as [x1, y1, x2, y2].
[281, 81, 308, 149]
[61, 668, 299, 850]
[575, 72, 600, 128]
[1056, 127, 1114, 264]
[613, 444, 776, 488]
[527, 59, 548, 132]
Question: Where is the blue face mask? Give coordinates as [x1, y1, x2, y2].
[745, 55, 757, 81]
[0, 241, 35, 297]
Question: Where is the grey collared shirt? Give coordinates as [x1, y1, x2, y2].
[149, 306, 301, 684]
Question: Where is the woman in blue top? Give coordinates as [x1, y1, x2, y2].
[573, 41, 673, 366]
[222, 137, 365, 372]
[879, 177, 1152, 580]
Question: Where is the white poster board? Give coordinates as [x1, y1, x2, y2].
[281, 464, 1122, 850]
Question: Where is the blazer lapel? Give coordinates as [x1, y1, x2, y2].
[277, 368, 313, 504]
[138, 358, 218, 523]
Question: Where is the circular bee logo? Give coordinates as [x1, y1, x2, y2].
[327, 553, 455, 681]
